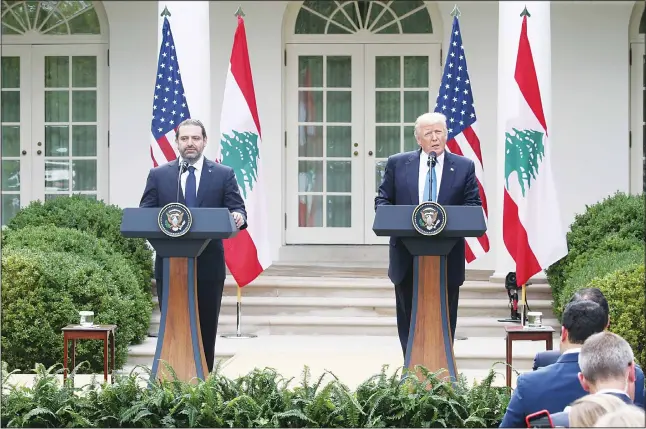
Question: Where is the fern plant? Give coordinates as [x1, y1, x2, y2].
[1, 360, 510, 428]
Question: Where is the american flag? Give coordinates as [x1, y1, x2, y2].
[150, 16, 190, 167]
[434, 15, 490, 263]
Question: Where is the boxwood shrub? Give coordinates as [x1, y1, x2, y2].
[1, 242, 151, 373]
[588, 264, 645, 367]
[6, 195, 153, 293]
[545, 192, 644, 303]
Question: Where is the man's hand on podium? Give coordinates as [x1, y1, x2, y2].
[231, 211, 244, 229]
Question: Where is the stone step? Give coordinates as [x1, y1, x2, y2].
[216, 295, 555, 319]
[127, 336, 236, 368]
[221, 276, 553, 301]
[147, 311, 559, 338]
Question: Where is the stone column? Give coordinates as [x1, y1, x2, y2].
[158, 1, 215, 161]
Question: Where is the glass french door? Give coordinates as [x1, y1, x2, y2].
[285, 43, 441, 244]
[0, 44, 108, 226]
[363, 44, 441, 244]
[630, 42, 645, 195]
[285, 44, 366, 244]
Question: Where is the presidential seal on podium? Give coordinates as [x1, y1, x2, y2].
[412, 201, 447, 236]
[158, 202, 193, 237]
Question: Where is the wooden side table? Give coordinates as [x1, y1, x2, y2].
[504, 325, 555, 388]
[62, 324, 117, 383]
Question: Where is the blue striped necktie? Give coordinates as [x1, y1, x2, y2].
[185, 166, 197, 206]
[422, 165, 438, 202]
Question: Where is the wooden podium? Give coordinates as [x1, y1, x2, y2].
[120, 207, 238, 382]
[373, 204, 486, 381]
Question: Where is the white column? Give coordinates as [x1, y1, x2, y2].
[158, 1, 215, 161]
[491, 1, 551, 283]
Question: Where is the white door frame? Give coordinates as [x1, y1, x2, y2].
[630, 42, 644, 195]
[29, 44, 109, 202]
[0, 45, 33, 210]
[363, 43, 442, 244]
[285, 43, 365, 244]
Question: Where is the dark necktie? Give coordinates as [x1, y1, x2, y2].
[185, 165, 197, 207]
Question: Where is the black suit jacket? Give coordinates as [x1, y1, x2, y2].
[374, 149, 481, 288]
[139, 157, 247, 283]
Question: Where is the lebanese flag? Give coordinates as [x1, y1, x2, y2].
[500, 2, 568, 286]
[217, 14, 272, 287]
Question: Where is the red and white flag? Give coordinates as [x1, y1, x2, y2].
[216, 14, 272, 286]
[500, 2, 568, 286]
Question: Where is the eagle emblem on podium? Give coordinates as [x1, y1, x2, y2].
[412, 201, 447, 236]
[158, 202, 193, 237]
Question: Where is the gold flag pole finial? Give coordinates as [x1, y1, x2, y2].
[450, 4, 461, 18]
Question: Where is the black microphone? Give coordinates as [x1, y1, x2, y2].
[176, 160, 189, 203]
[427, 151, 437, 202]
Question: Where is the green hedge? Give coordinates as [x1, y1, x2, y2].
[545, 192, 644, 303]
[1, 243, 152, 374]
[553, 242, 644, 320]
[1, 363, 510, 428]
[588, 264, 645, 367]
[6, 195, 154, 293]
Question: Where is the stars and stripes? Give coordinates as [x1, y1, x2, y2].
[150, 16, 190, 167]
[434, 15, 490, 263]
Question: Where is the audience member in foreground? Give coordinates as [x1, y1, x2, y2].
[567, 393, 627, 427]
[499, 300, 607, 428]
[533, 288, 609, 370]
[594, 404, 646, 427]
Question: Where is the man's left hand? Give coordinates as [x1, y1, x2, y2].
[231, 211, 244, 229]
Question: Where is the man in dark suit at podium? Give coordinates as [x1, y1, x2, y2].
[374, 112, 481, 357]
[139, 118, 247, 373]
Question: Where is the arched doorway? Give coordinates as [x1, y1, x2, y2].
[0, 1, 109, 225]
[283, 0, 443, 244]
[629, 1, 645, 195]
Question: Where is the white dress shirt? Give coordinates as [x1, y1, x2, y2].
[180, 155, 204, 199]
[418, 150, 444, 204]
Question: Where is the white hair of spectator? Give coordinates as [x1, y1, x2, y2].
[579, 331, 635, 384]
[414, 112, 447, 137]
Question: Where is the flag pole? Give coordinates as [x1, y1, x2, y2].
[219, 5, 258, 340]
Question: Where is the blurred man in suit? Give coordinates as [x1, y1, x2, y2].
[374, 112, 481, 357]
[139, 119, 247, 373]
[533, 287, 609, 370]
[499, 300, 607, 428]
[549, 331, 640, 427]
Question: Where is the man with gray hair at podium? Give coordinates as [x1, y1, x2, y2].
[374, 112, 481, 358]
[139, 118, 248, 373]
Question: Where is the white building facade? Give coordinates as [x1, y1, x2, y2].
[1, 0, 643, 278]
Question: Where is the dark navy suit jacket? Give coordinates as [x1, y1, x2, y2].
[533, 349, 645, 409]
[500, 353, 590, 428]
[374, 149, 481, 288]
[139, 157, 247, 283]
[549, 391, 633, 427]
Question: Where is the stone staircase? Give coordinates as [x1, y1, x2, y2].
[126, 264, 558, 379]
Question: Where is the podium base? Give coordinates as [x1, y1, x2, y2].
[405, 255, 457, 382]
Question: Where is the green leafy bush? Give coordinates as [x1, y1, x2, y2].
[2, 225, 152, 344]
[553, 240, 644, 320]
[546, 192, 644, 303]
[588, 264, 645, 367]
[1, 363, 510, 428]
[1, 245, 152, 374]
[6, 195, 153, 293]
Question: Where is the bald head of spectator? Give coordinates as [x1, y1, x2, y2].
[578, 331, 637, 401]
